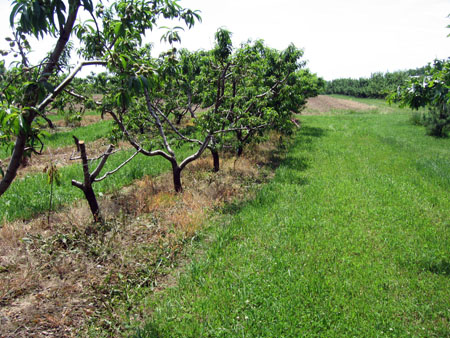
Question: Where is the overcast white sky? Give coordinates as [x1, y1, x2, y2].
[0, 0, 449, 80]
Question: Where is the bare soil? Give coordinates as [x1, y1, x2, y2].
[305, 95, 376, 114]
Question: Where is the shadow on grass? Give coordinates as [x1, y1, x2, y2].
[222, 126, 325, 216]
[133, 324, 161, 338]
[268, 125, 326, 170]
[300, 125, 327, 138]
[424, 259, 450, 276]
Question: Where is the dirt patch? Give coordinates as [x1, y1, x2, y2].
[52, 114, 111, 128]
[305, 95, 376, 114]
[0, 135, 282, 337]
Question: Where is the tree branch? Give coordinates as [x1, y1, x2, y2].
[143, 87, 175, 157]
[94, 149, 140, 182]
[90, 144, 115, 181]
[179, 134, 212, 170]
[37, 60, 106, 111]
[108, 110, 173, 161]
[152, 104, 204, 146]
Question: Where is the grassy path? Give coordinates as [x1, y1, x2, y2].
[0, 119, 113, 160]
[134, 112, 449, 337]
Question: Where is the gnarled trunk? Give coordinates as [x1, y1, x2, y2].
[171, 161, 183, 193]
[210, 148, 220, 172]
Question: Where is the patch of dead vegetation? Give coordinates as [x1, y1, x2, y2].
[0, 134, 283, 337]
[52, 114, 112, 129]
[304, 95, 376, 114]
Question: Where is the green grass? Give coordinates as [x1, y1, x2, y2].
[42, 119, 113, 148]
[131, 109, 449, 337]
[0, 119, 112, 159]
[0, 143, 198, 221]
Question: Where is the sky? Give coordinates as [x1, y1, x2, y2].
[0, 0, 449, 80]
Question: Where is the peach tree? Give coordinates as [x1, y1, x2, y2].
[0, 0, 200, 202]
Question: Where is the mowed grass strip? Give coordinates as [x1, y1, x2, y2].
[134, 112, 449, 337]
[0, 119, 113, 159]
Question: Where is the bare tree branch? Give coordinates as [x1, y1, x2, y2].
[38, 60, 106, 111]
[63, 89, 102, 106]
[143, 87, 175, 157]
[108, 110, 173, 161]
[152, 104, 204, 146]
[179, 134, 211, 170]
[90, 145, 115, 180]
[94, 149, 140, 182]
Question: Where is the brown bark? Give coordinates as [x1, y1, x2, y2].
[0, 1, 81, 196]
[83, 185, 102, 223]
[210, 148, 220, 172]
[71, 141, 103, 223]
[171, 161, 183, 193]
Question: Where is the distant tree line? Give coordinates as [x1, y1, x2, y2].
[324, 68, 426, 99]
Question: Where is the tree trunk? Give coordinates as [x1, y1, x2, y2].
[171, 162, 183, 193]
[83, 185, 102, 223]
[0, 133, 27, 195]
[210, 148, 220, 172]
[0, 2, 80, 197]
[71, 140, 104, 223]
[187, 92, 196, 118]
[237, 146, 244, 157]
[176, 113, 183, 125]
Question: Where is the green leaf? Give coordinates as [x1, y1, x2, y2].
[41, 81, 54, 93]
[3, 113, 18, 125]
[114, 22, 123, 36]
[140, 75, 149, 89]
[120, 55, 127, 69]
[10, 2, 23, 28]
[56, 10, 66, 29]
[38, 130, 51, 138]
[82, 0, 94, 13]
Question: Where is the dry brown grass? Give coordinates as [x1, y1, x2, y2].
[0, 135, 282, 337]
[53, 114, 112, 128]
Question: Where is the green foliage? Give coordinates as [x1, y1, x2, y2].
[326, 69, 425, 99]
[99, 26, 323, 188]
[195, 30, 323, 155]
[390, 58, 450, 137]
[9, 0, 78, 39]
[0, 0, 202, 196]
